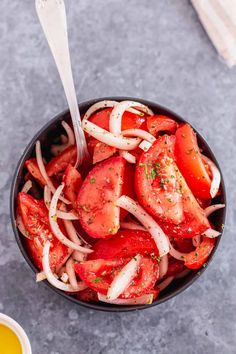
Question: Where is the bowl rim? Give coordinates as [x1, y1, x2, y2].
[10, 96, 227, 312]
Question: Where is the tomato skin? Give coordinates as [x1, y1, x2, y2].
[173, 237, 195, 253]
[175, 124, 211, 200]
[166, 258, 185, 277]
[46, 145, 77, 177]
[184, 237, 215, 269]
[25, 158, 46, 186]
[18, 192, 69, 270]
[92, 142, 116, 164]
[147, 115, 178, 137]
[88, 230, 158, 261]
[63, 164, 82, 205]
[76, 156, 126, 238]
[76, 288, 98, 302]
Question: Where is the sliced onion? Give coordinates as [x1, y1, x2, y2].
[109, 101, 153, 135]
[175, 268, 191, 279]
[49, 184, 93, 252]
[83, 100, 144, 121]
[82, 120, 141, 150]
[107, 255, 141, 300]
[203, 228, 221, 238]
[66, 257, 80, 290]
[51, 121, 75, 156]
[21, 180, 32, 193]
[44, 185, 51, 209]
[57, 210, 79, 220]
[60, 272, 69, 284]
[202, 155, 221, 198]
[119, 150, 136, 164]
[159, 255, 168, 279]
[121, 129, 156, 143]
[16, 213, 32, 239]
[192, 235, 201, 247]
[139, 140, 152, 151]
[205, 204, 225, 217]
[157, 276, 174, 291]
[36, 271, 47, 282]
[55, 249, 74, 274]
[116, 196, 170, 257]
[98, 293, 154, 305]
[63, 219, 81, 245]
[72, 250, 88, 262]
[42, 241, 87, 292]
[169, 241, 187, 261]
[120, 221, 146, 231]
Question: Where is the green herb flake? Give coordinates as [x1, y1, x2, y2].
[92, 277, 102, 283]
[89, 178, 96, 184]
[51, 214, 57, 221]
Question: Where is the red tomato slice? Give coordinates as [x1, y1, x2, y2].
[184, 237, 215, 269]
[62, 164, 83, 206]
[46, 145, 77, 177]
[120, 163, 135, 220]
[76, 156, 127, 238]
[75, 256, 159, 299]
[135, 135, 184, 225]
[175, 124, 211, 200]
[147, 115, 178, 137]
[88, 107, 146, 131]
[18, 192, 69, 270]
[173, 237, 195, 253]
[93, 142, 117, 164]
[166, 258, 185, 277]
[88, 229, 158, 260]
[25, 158, 46, 186]
[76, 288, 98, 302]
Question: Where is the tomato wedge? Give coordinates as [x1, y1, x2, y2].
[184, 237, 215, 269]
[46, 145, 77, 177]
[147, 115, 178, 137]
[175, 124, 211, 200]
[25, 158, 46, 186]
[75, 256, 159, 299]
[135, 135, 184, 225]
[92, 142, 116, 164]
[18, 192, 69, 270]
[166, 258, 185, 277]
[76, 156, 127, 238]
[88, 229, 158, 260]
[63, 164, 82, 205]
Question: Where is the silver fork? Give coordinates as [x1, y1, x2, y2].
[35, 0, 89, 167]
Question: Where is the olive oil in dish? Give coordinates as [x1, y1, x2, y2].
[0, 324, 22, 354]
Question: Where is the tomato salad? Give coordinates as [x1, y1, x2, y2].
[16, 100, 225, 306]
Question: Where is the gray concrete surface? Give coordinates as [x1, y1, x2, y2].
[0, 0, 236, 353]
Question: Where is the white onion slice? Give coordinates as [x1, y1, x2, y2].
[120, 221, 146, 231]
[107, 255, 141, 300]
[16, 213, 32, 239]
[159, 255, 168, 279]
[139, 140, 152, 152]
[21, 180, 32, 193]
[202, 155, 221, 198]
[51, 121, 75, 156]
[175, 268, 191, 279]
[42, 241, 87, 292]
[82, 120, 141, 150]
[121, 129, 156, 144]
[49, 184, 93, 252]
[44, 185, 51, 209]
[63, 220, 81, 245]
[98, 293, 154, 305]
[203, 228, 221, 238]
[60, 272, 69, 284]
[169, 241, 187, 261]
[119, 150, 136, 164]
[83, 100, 144, 121]
[157, 276, 174, 291]
[57, 210, 79, 220]
[205, 204, 225, 217]
[116, 196, 170, 257]
[109, 101, 153, 135]
[192, 235, 201, 247]
[36, 271, 47, 282]
[72, 250, 88, 262]
[66, 257, 80, 290]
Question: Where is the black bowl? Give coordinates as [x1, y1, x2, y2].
[10, 97, 226, 312]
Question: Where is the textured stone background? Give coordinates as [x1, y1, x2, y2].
[0, 0, 236, 353]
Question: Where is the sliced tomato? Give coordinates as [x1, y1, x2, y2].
[147, 115, 178, 137]
[46, 145, 77, 177]
[135, 135, 184, 225]
[63, 164, 82, 205]
[76, 156, 126, 238]
[25, 158, 46, 186]
[76, 288, 98, 302]
[92, 142, 117, 164]
[88, 107, 146, 131]
[175, 124, 211, 200]
[89, 229, 158, 260]
[184, 237, 215, 269]
[75, 256, 159, 298]
[18, 192, 69, 270]
[166, 258, 185, 277]
[120, 163, 135, 220]
[173, 237, 195, 253]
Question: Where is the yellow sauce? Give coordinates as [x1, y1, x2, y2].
[0, 324, 22, 354]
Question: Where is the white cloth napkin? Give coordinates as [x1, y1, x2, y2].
[192, 0, 236, 67]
